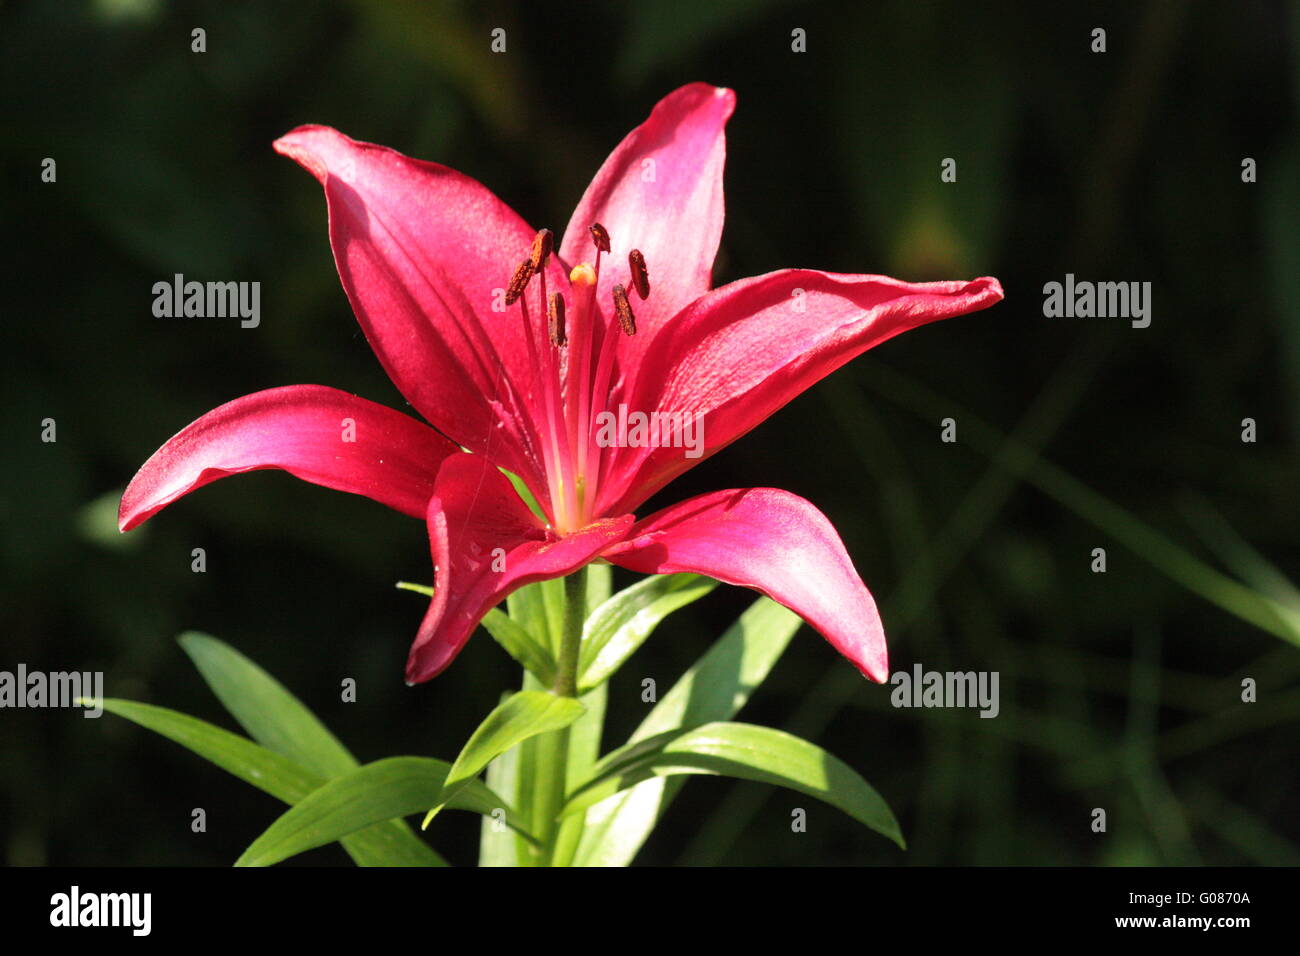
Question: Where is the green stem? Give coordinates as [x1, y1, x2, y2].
[553, 568, 587, 697]
[533, 567, 587, 864]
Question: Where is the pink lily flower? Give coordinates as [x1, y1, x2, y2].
[120, 83, 1002, 685]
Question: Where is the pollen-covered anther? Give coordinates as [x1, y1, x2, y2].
[628, 249, 650, 299]
[548, 293, 567, 347]
[613, 283, 636, 336]
[504, 259, 533, 305]
[589, 222, 610, 254]
[529, 228, 554, 271]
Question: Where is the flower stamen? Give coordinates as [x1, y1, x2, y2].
[504, 225, 648, 529]
[548, 293, 567, 347]
[504, 259, 533, 306]
[530, 228, 553, 272]
[628, 249, 650, 300]
[612, 284, 636, 336]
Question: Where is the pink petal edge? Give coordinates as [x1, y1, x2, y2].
[606, 487, 889, 681]
[119, 385, 457, 531]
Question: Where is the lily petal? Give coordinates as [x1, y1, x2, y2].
[119, 385, 458, 531]
[606, 488, 888, 681]
[406, 455, 634, 683]
[560, 83, 734, 361]
[601, 271, 1004, 515]
[275, 125, 564, 494]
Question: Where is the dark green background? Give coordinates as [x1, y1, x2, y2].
[2, 0, 1297, 866]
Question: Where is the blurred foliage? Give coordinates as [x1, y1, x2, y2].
[1, 0, 1296, 866]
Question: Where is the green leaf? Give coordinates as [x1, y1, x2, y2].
[512, 672, 548, 865]
[478, 693, 524, 867]
[178, 632, 442, 866]
[98, 699, 445, 867]
[585, 561, 613, 608]
[99, 698, 325, 802]
[481, 608, 556, 685]
[500, 465, 549, 524]
[426, 690, 585, 824]
[507, 579, 566, 656]
[578, 573, 717, 692]
[536, 578, 568, 654]
[178, 631, 354, 778]
[634, 598, 801, 739]
[573, 596, 801, 867]
[395, 581, 434, 597]
[566, 683, 607, 786]
[236, 757, 524, 867]
[565, 722, 904, 849]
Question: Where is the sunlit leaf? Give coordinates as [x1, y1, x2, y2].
[481, 608, 556, 685]
[179, 631, 354, 777]
[98, 699, 445, 867]
[236, 757, 524, 867]
[573, 596, 800, 866]
[578, 573, 717, 692]
[178, 632, 441, 865]
[426, 690, 585, 825]
[565, 721, 904, 848]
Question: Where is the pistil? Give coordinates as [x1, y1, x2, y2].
[567, 262, 598, 525]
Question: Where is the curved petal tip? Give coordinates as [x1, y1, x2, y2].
[272, 124, 351, 183]
[968, 275, 1005, 305]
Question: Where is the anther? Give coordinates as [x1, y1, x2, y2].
[548, 293, 567, 347]
[505, 259, 533, 305]
[628, 249, 650, 299]
[589, 222, 610, 254]
[613, 284, 636, 336]
[530, 229, 553, 271]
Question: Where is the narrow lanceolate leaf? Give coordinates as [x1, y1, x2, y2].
[585, 561, 613, 609]
[179, 632, 355, 777]
[178, 632, 441, 866]
[236, 757, 525, 867]
[536, 578, 569, 655]
[507, 580, 561, 655]
[481, 608, 556, 685]
[479, 693, 523, 867]
[564, 722, 904, 848]
[573, 596, 801, 867]
[426, 690, 585, 825]
[512, 672, 548, 866]
[566, 684, 608, 787]
[500, 466, 549, 525]
[578, 573, 717, 692]
[100, 699, 327, 802]
[396, 581, 435, 597]
[99, 700, 445, 867]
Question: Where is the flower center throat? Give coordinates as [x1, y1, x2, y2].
[504, 224, 650, 534]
